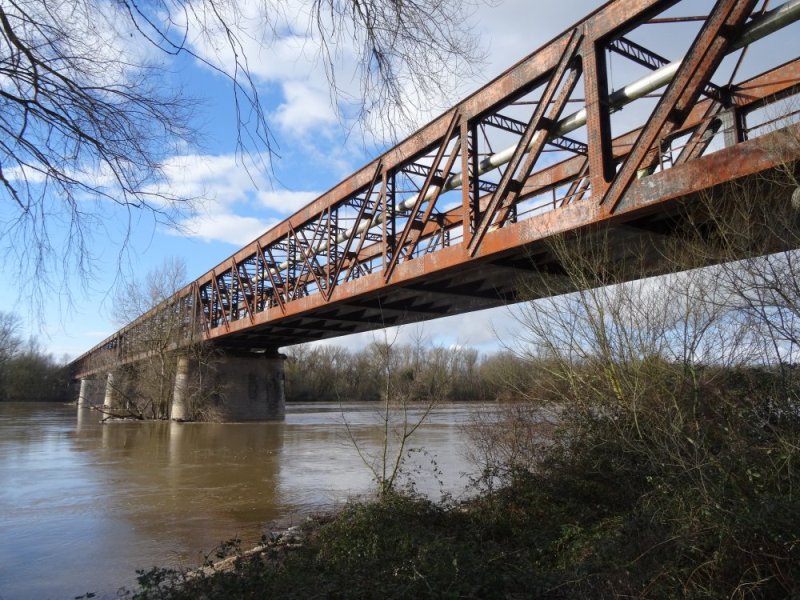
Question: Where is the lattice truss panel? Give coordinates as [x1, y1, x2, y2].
[77, 0, 800, 371]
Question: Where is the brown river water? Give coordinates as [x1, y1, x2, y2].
[0, 401, 485, 600]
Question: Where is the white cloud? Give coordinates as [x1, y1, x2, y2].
[153, 153, 268, 203]
[258, 189, 319, 214]
[179, 212, 275, 246]
[273, 80, 338, 135]
[179, 0, 349, 138]
[3, 164, 47, 184]
[174, 0, 593, 145]
[179, 0, 507, 143]
[144, 151, 331, 244]
[144, 152, 281, 245]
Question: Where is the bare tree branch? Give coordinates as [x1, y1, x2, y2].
[0, 0, 488, 313]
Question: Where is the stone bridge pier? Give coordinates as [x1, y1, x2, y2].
[171, 349, 286, 422]
[103, 371, 124, 412]
[75, 349, 285, 422]
[76, 376, 105, 407]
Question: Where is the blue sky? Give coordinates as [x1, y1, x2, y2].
[2, 0, 797, 360]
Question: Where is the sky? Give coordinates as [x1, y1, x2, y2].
[1, 0, 797, 361]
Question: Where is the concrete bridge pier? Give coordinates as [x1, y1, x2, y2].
[77, 377, 104, 407]
[171, 356, 194, 421]
[103, 371, 123, 413]
[215, 350, 286, 421]
[77, 378, 90, 407]
[170, 350, 286, 422]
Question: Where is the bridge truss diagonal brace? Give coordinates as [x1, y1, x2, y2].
[467, 28, 584, 257]
[256, 241, 286, 315]
[189, 282, 206, 337]
[673, 100, 726, 166]
[384, 111, 463, 281]
[209, 268, 230, 333]
[601, 0, 760, 215]
[289, 214, 329, 302]
[561, 157, 591, 208]
[231, 258, 255, 324]
[330, 161, 383, 296]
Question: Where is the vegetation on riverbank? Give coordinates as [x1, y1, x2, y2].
[102, 148, 800, 597]
[123, 359, 800, 599]
[0, 312, 70, 402]
[284, 341, 524, 403]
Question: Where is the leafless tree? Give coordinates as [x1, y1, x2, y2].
[0, 311, 21, 367]
[464, 127, 800, 594]
[0, 0, 194, 307]
[110, 256, 220, 419]
[113, 257, 188, 324]
[342, 328, 454, 498]
[0, 0, 488, 307]
[467, 231, 747, 483]
[685, 125, 800, 369]
[311, 0, 486, 138]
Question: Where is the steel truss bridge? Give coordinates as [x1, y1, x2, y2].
[72, 0, 800, 378]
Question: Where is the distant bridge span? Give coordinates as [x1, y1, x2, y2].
[72, 0, 800, 392]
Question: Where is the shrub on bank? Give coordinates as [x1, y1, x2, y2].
[125, 489, 564, 600]
[122, 359, 800, 599]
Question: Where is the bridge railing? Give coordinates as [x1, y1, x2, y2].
[71, 0, 800, 378]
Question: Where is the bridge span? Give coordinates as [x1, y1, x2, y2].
[71, 0, 800, 420]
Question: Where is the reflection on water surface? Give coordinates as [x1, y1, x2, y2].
[0, 401, 483, 599]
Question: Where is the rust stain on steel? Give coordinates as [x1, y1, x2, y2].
[733, 58, 800, 105]
[191, 1, 671, 291]
[71, 0, 800, 378]
[616, 123, 800, 213]
[601, 0, 759, 214]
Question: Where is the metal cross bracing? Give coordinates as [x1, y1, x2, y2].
[72, 0, 800, 377]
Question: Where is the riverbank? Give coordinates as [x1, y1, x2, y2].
[118, 459, 800, 599]
[120, 485, 563, 599]
[118, 367, 800, 599]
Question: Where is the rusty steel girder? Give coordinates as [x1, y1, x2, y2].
[71, 0, 800, 378]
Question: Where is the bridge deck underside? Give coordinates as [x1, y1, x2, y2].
[212, 129, 800, 350]
[71, 0, 800, 378]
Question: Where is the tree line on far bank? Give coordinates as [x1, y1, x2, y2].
[283, 341, 529, 403]
[0, 312, 71, 402]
